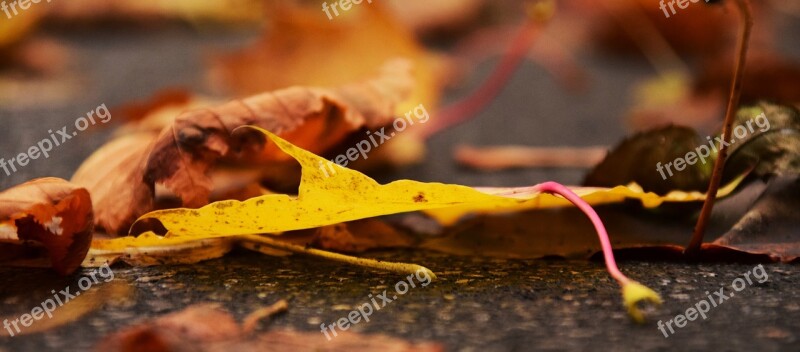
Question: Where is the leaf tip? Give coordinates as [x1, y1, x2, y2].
[414, 265, 437, 282]
[621, 281, 663, 323]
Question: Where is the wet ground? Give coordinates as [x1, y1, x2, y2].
[1, 252, 799, 351]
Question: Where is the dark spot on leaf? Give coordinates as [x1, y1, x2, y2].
[413, 192, 427, 203]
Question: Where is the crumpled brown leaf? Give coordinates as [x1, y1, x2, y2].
[72, 134, 156, 236]
[420, 177, 800, 263]
[73, 59, 413, 235]
[712, 177, 800, 263]
[147, 58, 414, 205]
[0, 178, 93, 275]
[95, 303, 443, 352]
[288, 219, 416, 253]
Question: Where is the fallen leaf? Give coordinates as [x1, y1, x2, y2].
[101, 129, 675, 321]
[71, 133, 157, 235]
[722, 102, 800, 179]
[0, 280, 132, 337]
[83, 235, 234, 268]
[130, 128, 711, 240]
[713, 177, 800, 262]
[95, 302, 441, 352]
[586, 103, 800, 195]
[149, 58, 413, 204]
[72, 59, 414, 235]
[212, 329, 444, 352]
[303, 219, 416, 253]
[0, 178, 93, 275]
[94, 303, 241, 352]
[146, 59, 414, 208]
[583, 126, 714, 195]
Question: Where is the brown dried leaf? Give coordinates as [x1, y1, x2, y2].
[0, 280, 132, 337]
[146, 59, 414, 208]
[94, 303, 242, 352]
[73, 60, 412, 235]
[278, 219, 416, 253]
[71, 133, 157, 235]
[96, 302, 441, 352]
[0, 178, 93, 275]
[212, 329, 444, 352]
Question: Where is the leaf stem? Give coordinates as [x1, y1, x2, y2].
[238, 234, 437, 280]
[532, 181, 662, 322]
[532, 182, 628, 284]
[686, 0, 753, 256]
[419, 1, 553, 139]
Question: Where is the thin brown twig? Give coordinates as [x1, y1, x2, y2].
[686, 0, 753, 256]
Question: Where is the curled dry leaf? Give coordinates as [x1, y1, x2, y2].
[83, 235, 234, 268]
[72, 134, 156, 235]
[94, 303, 242, 352]
[298, 219, 416, 253]
[129, 128, 710, 240]
[0, 178, 93, 275]
[214, 329, 445, 352]
[206, 0, 450, 172]
[713, 177, 800, 262]
[145, 59, 414, 208]
[73, 59, 413, 235]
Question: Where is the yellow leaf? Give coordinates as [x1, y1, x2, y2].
[123, 127, 721, 240]
[96, 126, 727, 322]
